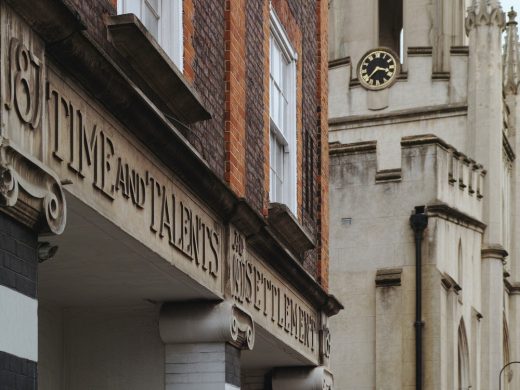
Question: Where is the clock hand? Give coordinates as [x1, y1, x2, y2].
[367, 66, 382, 78]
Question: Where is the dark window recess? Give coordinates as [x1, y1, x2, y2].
[304, 131, 314, 219]
[379, 0, 403, 55]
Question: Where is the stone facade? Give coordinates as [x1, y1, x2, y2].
[328, 0, 520, 389]
[0, 0, 340, 389]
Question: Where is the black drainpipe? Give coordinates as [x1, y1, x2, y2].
[410, 206, 428, 390]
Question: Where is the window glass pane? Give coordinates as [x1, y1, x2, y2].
[147, 0, 159, 12]
[122, 0, 141, 16]
[269, 13, 295, 210]
[144, 3, 159, 39]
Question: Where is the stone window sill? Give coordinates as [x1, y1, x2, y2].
[106, 14, 211, 125]
[267, 203, 315, 255]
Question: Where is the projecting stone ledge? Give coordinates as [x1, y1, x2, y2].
[267, 202, 316, 255]
[107, 13, 211, 124]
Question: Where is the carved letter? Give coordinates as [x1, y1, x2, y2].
[5, 38, 43, 129]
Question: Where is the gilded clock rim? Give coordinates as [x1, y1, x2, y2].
[356, 47, 401, 91]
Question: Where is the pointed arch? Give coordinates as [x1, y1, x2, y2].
[458, 319, 471, 390]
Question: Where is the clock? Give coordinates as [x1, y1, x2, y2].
[357, 48, 400, 90]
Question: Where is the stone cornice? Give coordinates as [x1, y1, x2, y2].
[504, 279, 520, 295]
[0, 138, 66, 235]
[426, 202, 486, 232]
[329, 103, 467, 129]
[329, 140, 377, 156]
[481, 244, 508, 261]
[401, 134, 451, 150]
[328, 56, 350, 69]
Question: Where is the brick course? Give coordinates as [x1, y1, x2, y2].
[0, 214, 38, 299]
[0, 351, 37, 390]
[245, 0, 266, 212]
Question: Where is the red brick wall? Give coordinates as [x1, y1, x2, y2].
[245, 0, 267, 213]
[66, 0, 328, 286]
[317, 0, 329, 290]
[224, 0, 247, 196]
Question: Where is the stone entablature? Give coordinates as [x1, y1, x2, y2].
[45, 67, 223, 293]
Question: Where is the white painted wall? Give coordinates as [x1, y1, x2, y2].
[0, 285, 38, 361]
[39, 304, 164, 390]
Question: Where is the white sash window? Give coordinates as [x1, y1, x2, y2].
[269, 8, 297, 214]
[117, 0, 183, 71]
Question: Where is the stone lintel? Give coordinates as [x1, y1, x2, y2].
[159, 301, 255, 351]
[426, 202, 486, 232]
[375, 268, 402, 287]
[272, 366, 333, 390]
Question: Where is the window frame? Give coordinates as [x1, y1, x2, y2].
[117, 0, 183, 71]
[269, 6, 298, 215]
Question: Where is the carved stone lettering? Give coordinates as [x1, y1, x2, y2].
[5, 38, 43, 129]
[230, 226, 318, 360]
[47, 78, 222, 284]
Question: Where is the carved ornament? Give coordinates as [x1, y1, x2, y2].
[229, 304, 255, 350]
[0, 138, 66, 234]
[5, 38, 43, 129]
[465, 2, 505, 32]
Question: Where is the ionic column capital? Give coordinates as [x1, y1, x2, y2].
[159, 300, 255, 351]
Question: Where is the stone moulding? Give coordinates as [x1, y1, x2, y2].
[426, 202, 486, 232]
[159, 300, 255, 350]
[481, 244, 509, 261]
[375, 268, 402, 287]
[504, 279, 520, 295]
[329, 140, 377, 155]
[0, 138, 66, 235]
[465, 1, 506, 32]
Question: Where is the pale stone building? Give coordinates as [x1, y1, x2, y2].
[328, 0, 520, 389]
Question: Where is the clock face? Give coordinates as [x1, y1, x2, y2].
[357, 48, 400, 90]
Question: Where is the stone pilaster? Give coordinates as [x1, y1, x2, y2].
[480, 247, 508, 389]
[374, 268, 403, 390]
[466, 2, 506, 388]
[159, 301, 255, 390]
